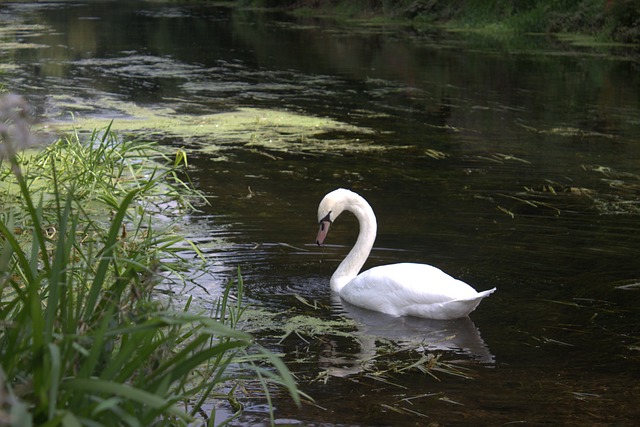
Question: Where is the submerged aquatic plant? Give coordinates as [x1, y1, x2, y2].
[0, 95, 299, 426]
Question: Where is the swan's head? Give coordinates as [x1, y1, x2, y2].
[316, 188, 356, 245]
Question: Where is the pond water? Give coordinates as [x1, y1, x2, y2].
[2, 1, 640, 425]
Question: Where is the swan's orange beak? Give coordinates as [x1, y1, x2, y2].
[316, 220, 331, 245]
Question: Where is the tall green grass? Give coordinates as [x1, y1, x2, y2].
[0, 95, 299, 426]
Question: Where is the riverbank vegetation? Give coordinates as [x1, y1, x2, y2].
[0, 95, 299, 426]
[249, 0, 639, 43]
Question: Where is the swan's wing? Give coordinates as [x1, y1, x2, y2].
[344, 263, 479, 301]
[340, 263, 495, 319]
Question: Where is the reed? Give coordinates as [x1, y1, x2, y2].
[0, 95, 299, 426]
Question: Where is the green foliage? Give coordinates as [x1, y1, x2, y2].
[0, 98, 299, 426]
[605, 0, 640, 42]
[283, 0, 637, 42]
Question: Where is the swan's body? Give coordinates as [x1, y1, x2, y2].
[316, 188, 495, 320]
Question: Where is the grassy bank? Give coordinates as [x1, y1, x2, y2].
[255, 0, 639, 43]
[0, 95, 299, 426]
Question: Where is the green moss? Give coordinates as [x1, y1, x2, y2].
[49, 97, 384, 157]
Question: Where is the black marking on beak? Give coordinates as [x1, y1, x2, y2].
[319, 212, 332, 224]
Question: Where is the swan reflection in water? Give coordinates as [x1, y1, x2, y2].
[311, 188, 495, 376]
[317, 293, 495, 378]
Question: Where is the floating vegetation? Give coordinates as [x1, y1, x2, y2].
[275, 315, 357, 343]
[74, 54, 204, 80]
[474, 152, 531, 164]
[516, 121, 619, 140]
[545, 126, 617, 139]
[496, 186, 565, 216]
[236, 303, 477, 386]
[47, 96, 384, 157]
[367, 347, 475, 381]
[0, 23, 51, 38]
[497, 205, 516, 218]
[239, 308, 357, 343]
[0, 22, 52, 51]
[614, 282, 640, 291]
[0, 41, 48, 50]
[489, 163, 640, 218]
[313, 343, 475, 385]
[423, 148, 448, 159]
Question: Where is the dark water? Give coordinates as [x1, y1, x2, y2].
[2, 2, 640, 425]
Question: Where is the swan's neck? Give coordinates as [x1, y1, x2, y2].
[331, 195, 377, 292]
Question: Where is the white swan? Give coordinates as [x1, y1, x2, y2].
[316, 188, 495, 320]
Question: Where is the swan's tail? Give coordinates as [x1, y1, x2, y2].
[476, 287, 497, 299]
[409, 288, 497, 320]
[448, 287, 496, 319]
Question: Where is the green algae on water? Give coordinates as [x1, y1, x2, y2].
[49, 96, 384, 157]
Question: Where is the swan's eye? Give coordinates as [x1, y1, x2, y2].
[320, 212, 332, 224]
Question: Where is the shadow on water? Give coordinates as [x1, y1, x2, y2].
[2, 1, 640, 425]
[337, 297, 495, 366]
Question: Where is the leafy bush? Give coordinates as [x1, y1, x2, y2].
[0, 95, 299, 426]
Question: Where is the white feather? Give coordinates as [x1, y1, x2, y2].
[316, 188, 495, 320]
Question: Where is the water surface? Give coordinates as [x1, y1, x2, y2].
[2, 2, 639, 425]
